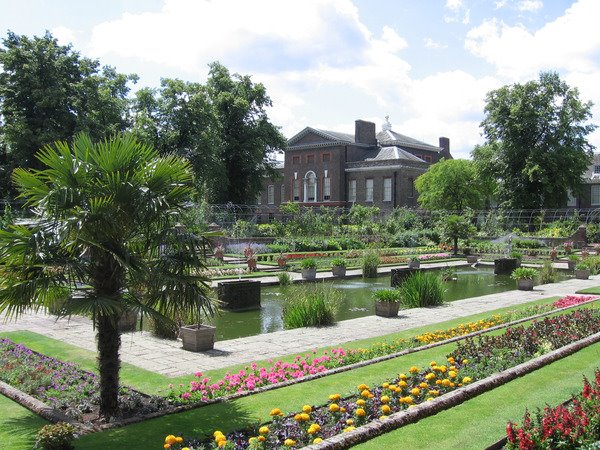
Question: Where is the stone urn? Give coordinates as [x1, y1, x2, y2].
[466, 255, 478, 264]
[516, 279, 534, 291]
[408, 260, 420, 269]
[332, 265, 346, 278]
[301, 268, 317, 281]
[180, 324, 216, 352]
[575, 268, 591, 280]
[375, 301, 400, 318]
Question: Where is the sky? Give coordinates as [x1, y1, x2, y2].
[1, 0, 599, 159]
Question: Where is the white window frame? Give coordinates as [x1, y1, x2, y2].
[323, 177, 331, 201]
[365, 178, 374, 202]
[566, 190, 577, 207]
[293, 179, 300, 201]
[280, 184, 285, 203]
[592, 185, 600, 206]
[304, 171, 317, 202]
[348, 180, 356, 202]
[383, 177, 392, 202]
[594, 165, 600, 174]
[267, 185, 274, 204]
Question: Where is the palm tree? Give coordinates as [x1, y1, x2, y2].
[0, 133, 217, 418]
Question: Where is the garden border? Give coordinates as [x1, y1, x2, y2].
[2, 296, 598, 436]
[304, 330, 600, 449]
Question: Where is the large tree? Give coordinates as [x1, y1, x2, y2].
[206, 62, 286, 204]
[131, 79, 219, 195]
[415, 158, 484, 210]
[0, 134, 215, 417]
[0, 31, 136, 196]
[475, 72, 596, 209]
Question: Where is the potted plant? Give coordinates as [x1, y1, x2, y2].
[180, 292, 219, 352]
[563, 241, 573, 255]
[509, 251, 523, 267]
[373, 288, 402, 317]
[567, 254, 580, 270]
[575, 261, 591, 280]
[510, 267, 538, 291]
[331, 258, 347, 277]
[408, 256, 420, 269]
[213, 244, 225, 261]
[276, 253, 288, 269]
[300, 258, 318, 280]
[549, 247, 558, 261]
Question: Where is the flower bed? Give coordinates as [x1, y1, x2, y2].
[506, 370, 600, 449]
[166, 296, 597, 406]
[0, 338, 166, 422]
[162, 308, 600, 449]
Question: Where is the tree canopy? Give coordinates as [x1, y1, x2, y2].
[0, 31, 136, 196]
[415, 158, 484, 211]
[473, 72, 596, 209]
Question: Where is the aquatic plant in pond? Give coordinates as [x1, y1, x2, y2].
[399, 271, 445, 308]
[282, 284, 340, 329]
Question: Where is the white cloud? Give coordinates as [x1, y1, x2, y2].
[51, 26, 76, 46]
[446, 0, 463, 11]
[424, 38, 448, 49]
[517, 0, 543, 12]
[465, 0, 600, 80]
[444, 0, 471, 24]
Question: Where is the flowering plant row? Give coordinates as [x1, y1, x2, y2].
[0, 338, 166, 422]
[163, 308, 600, 449]
[506, 370, 600, 449]
[164, 358, 472, 449]
[166, 296, 597, 406]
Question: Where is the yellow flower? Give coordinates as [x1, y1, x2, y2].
[313, 438, 323, 444]
[361, 389, 371, 398]
[419, 382, 428, 389]
[284, 438, 296, 446]
[380, 395, 390, 404]
[388, 384, 397, 390]
[165, 435, 178, 445]
[430, 360, 437, 366]
[346, 419, 354, 425]
[409, 366, 419, 374]
[258, 436, 266, 442]
[182, 448, 190, 450]
[249, 437, 258, 444]
[259, 426, 269, 435]
[217, 440, 227, 448]
[382, 382, 390, 389]
[399, 373, 407, 380]
[294, 412, 310, 422]
[343, 426, 356, 433]
[462, 376, 472, 384]
[164, 445, 170, 449]
[328, 393, 341, 402]
[435, 379, 442, 385]
[356, 399, 366, 407]
[398, 380, 408, 388]
[428, 389, 440, 396]
[270, 408, 283, 416]
[213, 431, 224, 438]
[425, 373, 436, 381]
[447, 357, 455, 364]
[438, 365, 447, 373]
[302, 405, 312, 413]
[380, 415, 388, 420]
[329, 403, 340, 413]
[462, 359, 469, 364]
[411, 387, 421, 396]
[402, 396, 414, 405]
[442, 379, 451, 387]
[357, 383, 369, 390]
[381, 404, 391, 414]
[448, 371, 457, 379]
[340, 407, 346, 413]
[307, 423, 321, 434]
[426, 397, 434, 401]
[355, 408, 366, 417]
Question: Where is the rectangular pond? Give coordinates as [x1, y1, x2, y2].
[205, 266, 571, 341]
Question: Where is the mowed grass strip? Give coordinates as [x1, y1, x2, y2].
[0, 295, 562, 394]
[354, 341, 600, 450]
[0, 394, 48, 450]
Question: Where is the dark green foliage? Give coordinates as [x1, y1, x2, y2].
[35, 422, 76, 450]
[512, 239, 546, 249]
[437, 215, 475, 255]
[373, 288, 402, 303]
[362, 252, 380, 278]
[399, 271, 445, 308]
[475, 71, 596, 209]
[538, 261, 557, 284]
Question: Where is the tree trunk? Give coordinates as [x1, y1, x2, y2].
[453, 237, 458, 255]
[97, 314, 121, 418]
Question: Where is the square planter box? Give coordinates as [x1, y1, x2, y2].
[408, 260, 420, 269]
[217, 280, 261, 311]
[180, 324, 216, 352]
[516, 279, 534, 291]
[575, 269, 590, 280]
[375, 301, 400, 317]
[466, 255, 478, 264]
[301, 268, 317, 281]
[332, 266, 346, 278]
[494, 258, 519, 275]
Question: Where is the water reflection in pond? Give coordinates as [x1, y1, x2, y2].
[206, 266, 569, 341]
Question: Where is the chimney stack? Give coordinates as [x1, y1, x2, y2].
[355, 120, 377, 146]
[439, 137, 451, 158]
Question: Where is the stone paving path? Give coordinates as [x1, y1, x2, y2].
[0, 263, 594, 377]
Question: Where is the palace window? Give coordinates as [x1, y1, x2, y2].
[348, 180, 356, 202]
[365, 179, 374, 202]
[267, 185, 274, 204]
[383, 178, 392, 202]
[304, 171, 317, 202]
[323, 177, 331, 201]
[293, 179, 300, 201]
[592, 185, 600, 206]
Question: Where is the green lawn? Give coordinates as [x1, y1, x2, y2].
[355, 341, 600, 449]
[0, 394, 48, 450]
[576, 285, 600, 294]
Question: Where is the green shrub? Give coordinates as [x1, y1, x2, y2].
[512, 239, 546, 249]
[331, 258, 346, 268]
[300, 258, 318, 269]
[35, 422, 76, 450]
[584, 256, 600, 275]
[399, 271, 445, 308]
[277, 272, 292, 286]
[389, 230, 426, 248]
[509, 250, 523, 260]
[373, 288, 402, 303]
[282, 284, 340, 329]
[538, 260, 557, 284]
[361, 252, 380, 278]
[510, 267, 539, 280]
